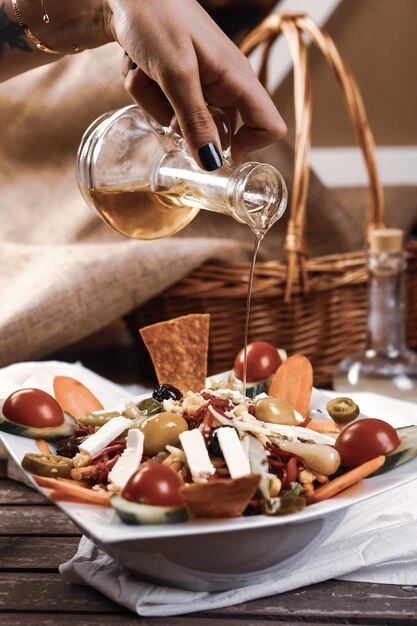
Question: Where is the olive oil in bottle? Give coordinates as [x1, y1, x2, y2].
[84, 185, 199, 240]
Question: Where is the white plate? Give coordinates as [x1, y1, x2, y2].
[1, 361, 417, 591]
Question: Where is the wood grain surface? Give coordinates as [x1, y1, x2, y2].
[1, 448, 417, 625]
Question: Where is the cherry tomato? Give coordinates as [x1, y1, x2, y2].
[122, 464, 185, 506]
[234, 341, 281, 382]
[3, 388, 65, 428]
[334, 418, 400, 467]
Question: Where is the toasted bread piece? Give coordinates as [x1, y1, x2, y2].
[140, 314, 210, 393]
[180, 474, 261, 518]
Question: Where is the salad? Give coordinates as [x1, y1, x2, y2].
[1, 314, 416, 525]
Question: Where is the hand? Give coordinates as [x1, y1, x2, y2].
[104, 0, 286, 170]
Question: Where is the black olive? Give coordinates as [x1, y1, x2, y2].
[56, 437, 79, 459]
[208, 429, 224, 458]
[152, 384, 183, 402]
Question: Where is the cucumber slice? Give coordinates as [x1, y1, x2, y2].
[372, 425, 417, 476]
[230, 379, 270, 399]
[0, 400, 75, 441]
[243, 380, 270, 399]
[111, 494, 188, 525]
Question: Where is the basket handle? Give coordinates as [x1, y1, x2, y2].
[240, 13, 385, 301]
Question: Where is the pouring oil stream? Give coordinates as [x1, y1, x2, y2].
[242, 233, 264, 396]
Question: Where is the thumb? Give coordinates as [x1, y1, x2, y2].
[162, 67, 223, 171]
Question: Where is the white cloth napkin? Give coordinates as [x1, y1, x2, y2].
[2, 362, 417, 616]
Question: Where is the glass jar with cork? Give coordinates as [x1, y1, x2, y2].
[334, 228, 417, 401]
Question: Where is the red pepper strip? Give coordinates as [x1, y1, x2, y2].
[182, 414, 200, 430]
[75, 425, 95, 437]
[97, 454, 121, 484]
[194, 403, 209, 422]
[266, 442, 305, 488]
[183, 397, 234, 431]
[285, 456, 299, 487]
[298, 416, 311, 428]
[97, 469, 108, 484]
[268, 458, 286, 468]
[91, 443, 126, 463]
[201, 410, 214, 445]
[200, 394, 234, 414]
[266, 442, 295, 459]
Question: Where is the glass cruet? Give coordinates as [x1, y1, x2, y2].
[333, 228, 417, 401]
[76, 105, 287, 240]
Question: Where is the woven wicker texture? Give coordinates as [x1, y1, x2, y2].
[131, 13, 417, 388]
[130, 244, 417, 388]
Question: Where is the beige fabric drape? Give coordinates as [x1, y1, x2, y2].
[0, 44, 415, 366]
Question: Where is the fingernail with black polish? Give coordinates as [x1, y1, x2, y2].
[198, 142, 222, 171]
[130, 60, 138, 70]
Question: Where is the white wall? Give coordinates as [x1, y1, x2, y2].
[249, 0, 417, 187]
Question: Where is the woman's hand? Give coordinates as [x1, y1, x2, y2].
[104, 0, 286, 170]
[1, 0, 286, 169]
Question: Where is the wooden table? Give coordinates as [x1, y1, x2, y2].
[1, 341, 417, 625]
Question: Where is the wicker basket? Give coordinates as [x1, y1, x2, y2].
[128, 14, 417, 388]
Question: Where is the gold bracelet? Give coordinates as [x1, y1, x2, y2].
[11, 0, 81, 54]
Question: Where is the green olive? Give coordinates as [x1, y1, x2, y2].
[255, 397, 296, 425]
[139, 412, 188, 457]
[78, 411, 121, 427]
[326, 397, 360, 425]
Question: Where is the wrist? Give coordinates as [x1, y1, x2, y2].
[9, 0, 112, 54]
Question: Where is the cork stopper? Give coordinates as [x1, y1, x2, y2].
[369, 228, 404, 254]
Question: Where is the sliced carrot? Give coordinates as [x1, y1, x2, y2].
[33, 475, 110, 506]
[33, 475, 59, 489]
[36, 439, 52, 455]
[49, 490, 97, 505]
[57, 477, 91, 489]
[49, 489, 111, 507]
[268, 354, 313, 417]
[306, 419, 339, 434]
[53, 376, 103, 418]
[71, 466, 97, 481]
[307, 455, 385, 504]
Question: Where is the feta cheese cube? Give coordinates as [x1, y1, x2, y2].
[217, 427, 251, 479]
[79, 415, 131, 458]
[179, 429, 215, 482]
[108, 429, 144, 491]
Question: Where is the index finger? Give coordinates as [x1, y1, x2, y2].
[228, 63, 287, 160]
